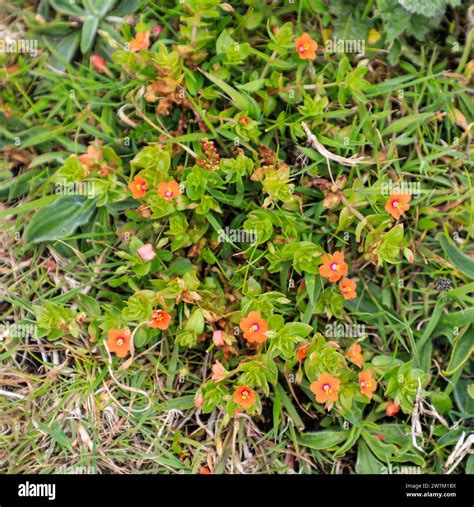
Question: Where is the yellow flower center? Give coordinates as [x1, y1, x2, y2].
[331, 262, 340, 271]
[392, 200, 400, 209]
[165, 189, 173, 197]
[241, 390, 249, 399]
[116, 338, 124, 346]
[249, 324, 259, 333]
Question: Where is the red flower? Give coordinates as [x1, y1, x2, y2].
[107, 328, 131, 358]
[78, 142, 103, 170]
[211, 361, 227, 383]
[199, 467, 212, 474]
[296, 342, 309, 363]
[339, 278, 357, 300]
[385, 400, 400, 417]
[358, 370, 377, 400]
[233, 386, 256, 409]
[149, 309, 171, 330]
[347, 343, 363, 368]
[212, 330, 225, 347]
[158, 180, 181, 200]
[310, 372, 340, 404]
[129, 31, 150, 52]
[239, 311, 268, 344]
[194, 393, 204, 408]
[385, 194, 411, 220]
[129, 175, 148, 199]
[91, 55, 107, 73]
[319, 251, 348, 282]
[295, 33, 318, 60]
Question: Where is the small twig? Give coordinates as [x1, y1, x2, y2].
[0, 388, 25, 400]
[301, 121, 375, 166]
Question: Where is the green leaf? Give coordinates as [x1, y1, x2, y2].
[429, 391, 453, 414]
[43, 32, 81, 71]
[377, 224, 404, 265]
[157, 395, 196, 411]
[298, 430, 349, 450]
[356, 441, 383, 473]
[35, 420, 72, 451]
[200, 69, 261, 118]
[444, 327, 474, 376]
[81, 16, 99, 53]
[275, 383, 304, 430]
[278, 322, 313, 339]
[50, 0, 84, 15]
[24, 196, 96, 243]
[185, 308, 205, 335]
[382, 112, 434, 135]
[438, 232, 474, 280]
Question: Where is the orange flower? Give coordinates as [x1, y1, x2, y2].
[158, 180, 181, 200]
[297, 342, 309, 363]
[194, 392, 204, 408]
[239, 311, 268, 344]
[211, 361, 227, 382]
[129, 175, 148, 199]
[107, 328, 131, 358]
[233, 386, 256, 409]
[358, 370, 377, 400]
[347, 343, 363, 368]
[91, 54, 106, 73]
[310, 372, 340, 404]
[295, 33, 318, 60]
[385, 400, 400, 417]
[78, 142, 103, 169]
[339, 278, 357, 300]
[319, 251, 348, 282]
[149, 309, 171, 330]
[129, 31, 150, 52]
[199, 467, 212, 474]
[385, 194, 411, 220]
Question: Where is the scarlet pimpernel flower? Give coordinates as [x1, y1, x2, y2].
[137, 243, 156, 262]
[339, 278, 357, 300]
[107, 328, 131, 358]
[297, 342, 309, 363]
[358, 370, 377, 399]
[319, 251, 348, 282]
[239, 311, 268, 344]
[129, 175, 148, 199]
[149, 309, 171, 330]
[310, 372, 340, 404]
[129, 31, 150, 52]
[385, 194, 411, 220]
[385, 400, 400, 416]
[295, 33, 318, 60]
[347, 343, 363, 368]
[158, 180, 181, 200]
[233, 386, 256, 409]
